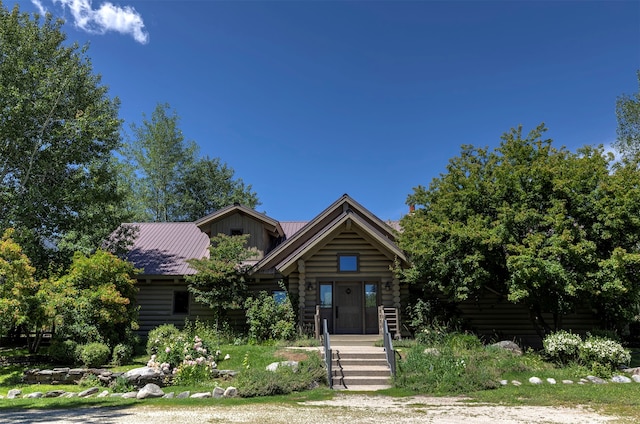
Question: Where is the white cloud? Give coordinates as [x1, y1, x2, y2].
[53, 0, 149, 44]
[30, 0, 48, 15]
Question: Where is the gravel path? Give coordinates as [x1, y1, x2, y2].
[0, 395, 620, 424]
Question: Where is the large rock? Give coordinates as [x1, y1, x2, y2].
[266, 361, 298, 372]
[78, 387, 100, 398]
[125, 366, 169, 388]
[44, 390, 66, 398]
[137, 383, 165, 399]
[176, 391, 190, 398]
[7, 389, 22, 399]
[26, 392, 44, 398]
[190, 392, 211, 398]
[612, 375, 632, 383]
[223, 387, 238, 398]
[491, 341, 522, 356]
[212, 387, 225, 398]
[529, 377, 543, 385]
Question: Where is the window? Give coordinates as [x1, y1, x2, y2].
[320, 284, 333, 308]
[338, 254, 358, 272]
[230, 228, 243, 236]
[272, 290, 287, 305]
[173, 291, 189, 314]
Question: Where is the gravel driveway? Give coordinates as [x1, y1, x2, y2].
[0, 394, 619, 423]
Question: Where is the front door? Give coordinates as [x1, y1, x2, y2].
[335, 282, 363, 333]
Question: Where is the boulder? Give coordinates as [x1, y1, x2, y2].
[26, 392, 44, 398]
[97, 390, 110, 398]
[7, 389, 22, 399]
[266, 361, 298, 372]
[562, 380, 574, 384]
[190, 392, 211, 398]
[162, 392, 175, 399]
[586, 375, 607, 384]
[78, 387, 100, 398]
[511, 380, 522, 386]
[125, 366, 169, 388]
[223, 387, 238, 398]
[528, 377, 542, 385]
[44, 390, 66, 398]
[176, 391, 191, 398]
[491, 341, 522, 356]
[137, 383, 165, 399]
[546, 378, 556, 385]
[632, 374, 640, 383]
[212, 387, 225, 398]
[612, 375, 632, 383]
[122, 391, 139, 399]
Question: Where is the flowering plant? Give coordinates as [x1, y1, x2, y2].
[579, 336, 631, 369]
[543, 330, 582, 364]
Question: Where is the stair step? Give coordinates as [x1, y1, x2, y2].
[334, 367, 391, 377]
[332, 375, 392, 386]
[334, 359, 388, 366]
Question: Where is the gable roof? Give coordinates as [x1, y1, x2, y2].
[253, 193, 406, 274]
[125, 222, 210, 276]
[194, 203, 284, 237]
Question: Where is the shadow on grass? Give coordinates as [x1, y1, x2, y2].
[0, 400, 139, 423]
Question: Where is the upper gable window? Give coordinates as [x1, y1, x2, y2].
[230, 228, 243, 236]
[338, 254, 359, 272]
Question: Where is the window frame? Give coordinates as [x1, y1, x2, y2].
[337, 253, 359, 272]
[173, 290, 190, 315]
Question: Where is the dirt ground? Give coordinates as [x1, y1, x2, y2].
[0, 394, 621, 424]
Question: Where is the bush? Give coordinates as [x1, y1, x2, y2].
[579, 336, 631, 371]
[111, 343, 133, 366]
[147, 324, 181, 356]
[48, 339, 79, 365]
[245, 290, 296, 343]
[110, 375, 134, 393]
[543, 330, 582, 364]
[77, 342, 111, 368]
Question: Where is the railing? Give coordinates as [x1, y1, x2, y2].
[383, 319, 396, 376]
[322, 319, 332, 388]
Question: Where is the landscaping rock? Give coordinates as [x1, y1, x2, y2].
[7, 389, 22, 399]
[110, 393, 124, 397]
[190, 392, 211, 398]
[223, 387, 238, 398]
[266, 360, 298, 372]
[62, 392, 77, 398]
[212, 387, 225, 398]
[562, 380, 574, 384]
[632, 375, 640, 383]
[137, 383, 165, 399]
[528, 377, 542, 385]
[176, 391, 190, 398]
[78, 387, 100, 398]
[612, 375, 632, 383]
[44, 390, 66, 398]
[124, 366, 169, 387]
[162, 392, 175, 399]
[122, 391, 139, 399]
[491, 341, 522, 356]
[26, 392, 44, 398]
[546, 378, 556, 384]
[511, 380, 522, 386]
[586, 376, 607, 384]
[97, 390, 110, 397]
[499, 380, 508, 386]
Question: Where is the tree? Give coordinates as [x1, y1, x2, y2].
[614, 71, 640, 159]
[125, 103, 197, 222]
[177, 156, 259, 221]
[186, 234, 253, 322]
[52, 250, 139, 347]
[0, 229, 50, 352]
[124, 103, 260, 222]
[0, 5, 130, 273]
[399, 124, 640, 337]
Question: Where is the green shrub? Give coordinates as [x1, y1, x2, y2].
[543, 330, 582, 364]
[111, 343, 133, 366]
[579, 336, 631, 371]
[78, 373, 101, 387]
[109, 375, 135, 393]
[245, 290, 296, 343]
[77, 342, 111, 368]
[48, 339, 79, 365]
[147, 324, 181, 356]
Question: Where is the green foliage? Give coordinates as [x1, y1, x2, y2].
[111, 343, 133, 366]
[78, 373, 101, 387]
[614, 70, 640, 159]
[578, 335, 631, 371]
[77, 342, 111, 368]
[147, 324, 181, 356]
[395, 333, 503, 393]
[123, 103, 259, 222]
[186, 234, 253, 321]
[0, 229, 49, 351]
[399, 124, 640, 335]
[47, 339, 79, 365]
[109, 375, 134, 393]
[52, 250, 138, 348]
[245, 290, 296, 343]
[0, 4, 130, 273]
[236, 353, 326, 397]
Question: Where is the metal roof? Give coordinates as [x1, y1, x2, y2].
[126, 222, 210, 276]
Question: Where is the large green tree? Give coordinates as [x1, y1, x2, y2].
[0, 5, 129, 273]
[399, 124, 640, 337]
[614, 71, 640, 159]
[124, 103, 259, 222]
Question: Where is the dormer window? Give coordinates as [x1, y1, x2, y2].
[338, 254, 359, 272]
[230, 228, 243, 236]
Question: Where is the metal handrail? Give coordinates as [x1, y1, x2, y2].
[383, 319, 396, 376]
[323, 319, 332, 388]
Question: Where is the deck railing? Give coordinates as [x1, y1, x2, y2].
[382, 319, 396, 376]
[322, 319, 332, 388]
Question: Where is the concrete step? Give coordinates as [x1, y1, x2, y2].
[334, 358, 389, 367]
[332, 375, 392, 388]
[335, 366, 391, 377]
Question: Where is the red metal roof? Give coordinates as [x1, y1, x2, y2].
[279, 221, 308, 238]
[126, 222, 210, 276]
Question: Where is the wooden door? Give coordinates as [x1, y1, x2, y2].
[335, 282, 362, 334]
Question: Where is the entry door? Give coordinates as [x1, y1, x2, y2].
[335, 282, 363, 333]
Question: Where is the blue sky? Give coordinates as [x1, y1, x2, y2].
[24, 0, 640, 222]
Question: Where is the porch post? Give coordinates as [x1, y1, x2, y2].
[297, 260, 306, 327]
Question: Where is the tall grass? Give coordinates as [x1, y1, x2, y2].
[395, 332, 548, 394]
